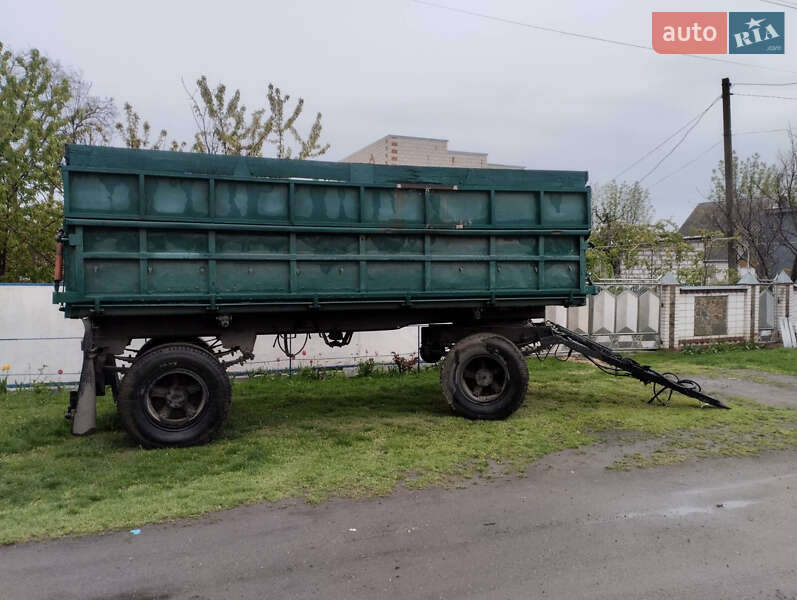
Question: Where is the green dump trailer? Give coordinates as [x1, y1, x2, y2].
[54, 145, 724, 448]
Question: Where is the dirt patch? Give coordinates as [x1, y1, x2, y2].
[698, 369, 797, 409]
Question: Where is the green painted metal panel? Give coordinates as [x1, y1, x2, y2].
[56, 145, 594, 314]
[543, 235, 579, 256]
[366, 262, 424, 291]
[217, 261, 290, 293]
[297, 261, 359, 292]
[494, 236, 537, 255]
[83, 228, 139, 253]
[429, 190, 489, 225]
[493, 191, 539, 226]
[430, 236, 489, 256]
[146, 177, 209, 218]
[296, 234, 358, 255]
[364, 235, 423, 254]
[496, 262, 539, 290]
[294, 185, 359, 223]
[544, 261, 580, 289]
[148, 260, 208, 293]
[70, 173, 139, 215]
[541, 192, 588, 227]
[147, 231, 208, 253]
[430, 262, 489, 291]
[363, 188, 424, 223]
[85, 259, 139, 294]
[216, 233, 289, 254]
[215, 181, 288, 220]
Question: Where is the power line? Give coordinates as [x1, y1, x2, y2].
[408, 0, 797, 74]
[735, 92, 797, 101]
[735, 81, 797, 86]
[760, 0, 797, 10]
[612, 96, 720, 182]
[611, 109, 708, 181]
[651, 128, 788, 186]
[652, 141, 721, 186]
[638, 98, 721, 183]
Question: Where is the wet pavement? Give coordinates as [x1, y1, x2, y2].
[2, 440, 797, 599]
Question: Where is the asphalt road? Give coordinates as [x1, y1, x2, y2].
[3, 441, 797, 600]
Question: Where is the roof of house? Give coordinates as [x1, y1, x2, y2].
[679, 202, 723, 236]
[678, 202, 729, 263]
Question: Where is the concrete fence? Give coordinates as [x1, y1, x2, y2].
[0, 284, 421, 388]
[3, 271, 795, 386]
[545, 270, 797, 350]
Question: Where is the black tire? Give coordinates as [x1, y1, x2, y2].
[440, 333, 529, 420]
[117, 344, 232, 448]
[137, 337, 212, 357]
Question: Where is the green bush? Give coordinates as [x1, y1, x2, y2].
[356, 358, 377, 377]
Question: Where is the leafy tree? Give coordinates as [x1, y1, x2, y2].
[187, 76, 329, 159]
[265, 84, 329, 159]
[677, 229, 724, 286]
[588, 181, 693, 279]
[115, 102, 183, 151]
[0, 42, 70, 281]
[186, 76, 269, 156]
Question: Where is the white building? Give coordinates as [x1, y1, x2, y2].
[341, 135, 523, 169]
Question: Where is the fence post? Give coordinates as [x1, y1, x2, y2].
[774, 270, 792, 342]
[738, 269, 759, 342]
[659, 271, 679, 350]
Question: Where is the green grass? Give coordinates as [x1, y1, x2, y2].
[639, 346, 797, 377]
[2, 349, 797, 544]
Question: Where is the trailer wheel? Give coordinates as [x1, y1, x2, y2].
[440, 333, 529, 420]
[137, 337, 212, 357]
[117, 344, 231, 448]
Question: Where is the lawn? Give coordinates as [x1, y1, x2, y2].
[2, 348, 797, 544]
[643, 346, 797, 377]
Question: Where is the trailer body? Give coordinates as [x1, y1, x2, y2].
[55, 145, 593, 321]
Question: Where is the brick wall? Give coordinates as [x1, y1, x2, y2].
[617, 243, 728, 283]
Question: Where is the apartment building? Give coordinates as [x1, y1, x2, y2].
[341, 135, 523, 169]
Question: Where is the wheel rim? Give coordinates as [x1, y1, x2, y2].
[459, 354, 508, 403]
[145, 369, 208, 428]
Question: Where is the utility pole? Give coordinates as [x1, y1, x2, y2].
[721, 77, 736, 273]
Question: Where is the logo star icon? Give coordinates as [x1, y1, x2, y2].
[745, 17, 765, 29]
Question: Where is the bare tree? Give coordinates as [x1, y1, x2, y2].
[709, 153, 779, 279]
[769, 129, 797, 279]
[58, 69, 116, 145]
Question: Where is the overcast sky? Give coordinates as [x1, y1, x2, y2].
[1, 0, 795, 223]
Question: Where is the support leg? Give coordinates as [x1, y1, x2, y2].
[71, 319, 97, 435]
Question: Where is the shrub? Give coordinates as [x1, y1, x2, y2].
[391, 352, 419, 375]
[356, 358, 377, 377]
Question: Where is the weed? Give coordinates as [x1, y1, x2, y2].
[357, 358, 377, 377]
[392, 352, 419, 374]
